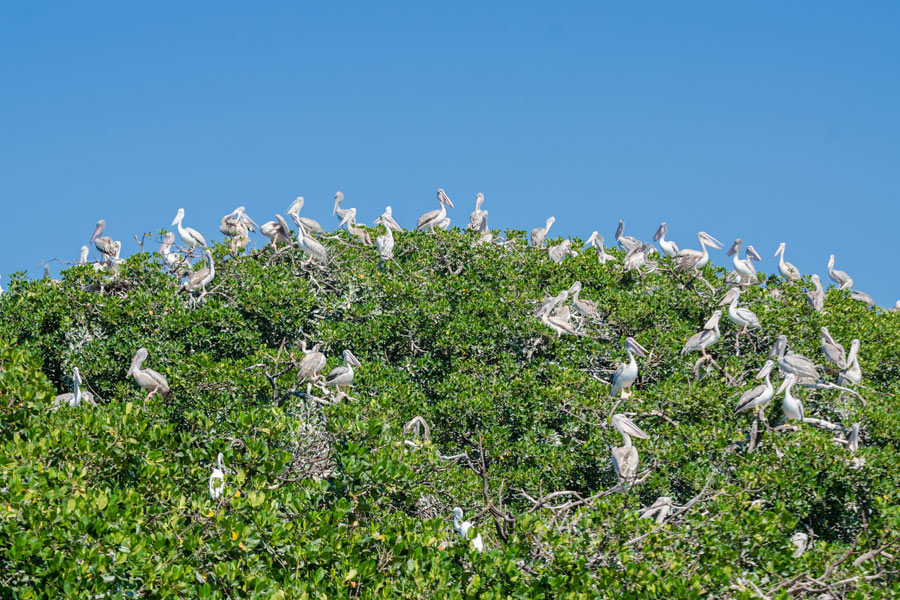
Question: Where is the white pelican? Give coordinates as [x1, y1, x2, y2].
[52, 367, 96, 410]
[417, 189, 454, 232]
[850, 290, 875, 307]
[260, 215, 293, 250]
[681, 310, 722, 360]
[820, 327, 846, 369]
[534, 289, 569, 318]
[333, 191, 356, 225]
[127, 347, 170, 400]
[652, 223, 679, 257]
[171, 208, 207, 250]
[610, 337, 647, 398]
[540, 309, 582, 338]
[547, 239, 578, 264]
[838, 339, 862, 385]
[79, 245, 89, 265]
[623, 243, 657, 274]
[180, 250, 215, 295]
[374, 206, 403, 232]
[325, 349, 361, 390]
[771, 335, 820, 381]
[530, 216, 556, 247]
[791, 532, 809, 558]
[585, 231, 614, 264]
[376, 222, 395, 261]
[611, 414, 649, 483]
[287, 197, 325, 235]
[719, 288, 761, 335]
[90, 219, 118, 261]
[734, 360, 775, 415]
[298, 341, 327, 383]
[806, 274, 825, 312]
[219, 206, 258, 236]
[778, 374, 804, 422]
[674, 232, 722, 272]
[468, 193, 488, 231]
[774, 243, 801, 282]
[639, 497, 674, 523]
[614, 219, 640, 253]
[727, 239, 761, 284]
[827, 255, 853, 290]
[209, 453, 226, 500]
[451, 507, 484, 552]
[567, 281, 601, 320]
[296, 222, 327, 263]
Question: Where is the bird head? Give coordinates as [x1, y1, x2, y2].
[171, 208, 185, 226]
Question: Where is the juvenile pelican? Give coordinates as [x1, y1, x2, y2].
[727, 239, 762, 284]
[219, 206, 258, 236]
[791, 532, 809, 558]
[820, 327, 846, 369]
[547, 239, 578, 264]
[609, 337, 647, 398]
[719, 288, 761, 335]
[52, 367, 97, 410]
[451, 507, 484, 552]
[127, 348, 170, 400]
[209, 453, 226, 500]
[325, 349, 361, 390]
[674, 232, 722, 272]
[90, 219, 118, 261]
[806, 274, 825, 312]
[376, 222, 395, 261]
[534, 289, 569, 318]
[287, 197, 325, 235]
[838, 339, 862, 385]
[296, 222, 328, 263]
[734, 360, 776, 416]
[298, 341, 327, 383]
[468, 193, 488, 232]
[347, 223, 373, 246]
[260, 215, 293, 250]
[652, 222, 679, 257]
[614, 219, 640, 253]
[333, 191, 356, 225]
[79, 245, 89, 265]
[416, 189, 454, 232]
[159, 232, 184, 271]
[771, 335, 820, 381]
[585, 231, 614, 264]
[681, 310, 722, 360]
[171, 208, 207, 250]
[540, 310, 582, 338]
[374, 206, 403, 232]
[623, 242, 657, 274]
[778, 374, 804, 423]
[611, 414, 650, 483]
[774, 243, 801, 282]
[850, 290, 875, 307]
[180, 250, 215, 295]
[827, 255, 853, 290]
[567, 281, 601, 321]
[530, 216, 556, 247]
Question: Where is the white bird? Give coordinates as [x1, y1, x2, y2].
[376, 222, 395, 261]
[540, 310, 582, 338]
[774, 243, 802, 282]
[674, 232, 723, 272]
[567, 281, 601, 321]
[850, 290, 876, 307]
[296, 222, 328, 263]
[681, 310, 722, 361]
[90, 219, 118, 261]
[534, 289, 569, 318]
[791, 532, 809, 558]
[838, 339, 862, 385]
[530, 216, 556, 247]
[468, 193, 488, 232]
[374, 205, 403, 232]
[127, 347, 170, 400]
[610, 337, 647, 398]
[209, 453, 226, 500]
[585, 231, 614, 264]
[719, 288, 761, 335]
[639, 497, 674, 523]
[771, 335, 821, 381]
[734, 360, 775, 415]
[171, 208, 207, 250]
[845, 423, 860, 453]
[614, 219, 641, 253]
[417, 189, 454, 232]
[297, 341, 327, 383]
[778, 374, 804, 422]
[79, 245, 90, 265]
[324, 349, 361, 390]
[180, 250, 215, 295]
[547, 239, 578, 264]
[451, 507, 483, 552]
[611, 414, 650, 483]
[219, 206, 258, 236]
[333, 191, 356, 225]
[287, 197, 325, 235]
[889, 300, 900, 313]
[652, 222, 680, 257]
[820, 327, 846, 369]
[159, 232, 186, 273]
[727, 239, 762, 284]
[827, 255, 853, 290]
[806, 274, 825, 312]
[52, 366, 96, 410]
[623, 242, 657, 274]
[260, 215, 293, 250]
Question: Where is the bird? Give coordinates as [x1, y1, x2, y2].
[52, 366, 96, 410]
[727, 239, 762, 284]
[297, 341, 327, 384]
[674, 232, 723, 272]
[127, 347, 170, 400]
[774, 243, 802, 282]
[820, 327, 846, 369]
[827, 255, 853, 290]
[451, 507, 484, 552]
[838, 339, 862, 385]
[850, 290, 876, 307]
[791, 532, 809, 558]
[639, 497, 674, 523]
[468, 193, 488, 232]
[845, 423, 861, 453]
[180, 250, 215, 295]
[79, 245, 89, 265]
[219, 206, 258, 236]
[806, 274, 825, 312]
[534, 289, 569, 318]
[374, 206, 403, 232]
[584, 231, 614, 264]
[567, 281, 601, 321]
[296, 222, 328, 263]
[771, 335, 821, 381]
[376, 222, 395, 261]
[171, 208, 207, 250]
[159, 232, 186, 273]
[417, 189, 454, 232]
[611, 414, 650, 483]
[547, 239, 578, 264]
[778, 374, 804, 423]
[623, 242, 657, 274]
[530, 216, 556, 247]
[889, 300, 900, 313]
[89, 219, 118, 262]
[610, 337, 648, 398]
[652, 222, 680, 257]
[347, 222, 373, 246]
[324, 349, 361, 391]
[333, 191, 356, 226]
[260, 215, 293, 250]
[734, 360, 775, 416]
[540, 309, 582, 338]
[614, 219, 641, 253]
[681, 310, 722, 361]
[209, 453, 226, 500]
[287, 197, 325, 235]
[719, 288, 761, 335]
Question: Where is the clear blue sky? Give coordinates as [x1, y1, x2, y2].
[2, 3, 898, 304]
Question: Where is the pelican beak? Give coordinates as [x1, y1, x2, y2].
[631, 340, 648, 358]
[703, 233, 723, 249]
[727, 240, 739, 257]
[776, 375, 793, 394]
[652, 224, 664, 242]
[615, 220, 624, 240]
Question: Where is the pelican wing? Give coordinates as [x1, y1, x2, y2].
[612, 446, 639, 481]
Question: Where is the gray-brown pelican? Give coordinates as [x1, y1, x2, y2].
[820, 327, 846, 369]
[806, 274, 825, 312]
[209, 452, 226, 500]
[90, 219, 118, 261]
[287, 197, 325, 235]
[778, 374, 804, 422]
[774, 243, 801, 282]
[297, 222, 327, 263]
[735, 360, 775, 415]
[534, 289, 569, 318]
[610, 337, 647, 398]
[298, 341, 327, 383]
[838, 339, 862, 385]
[681, 310, 722, 360]
[180, 250, 215, 295]
[850, 290, 875, 307]
[52, 367, 96, 410]
[376, 222, 395, 261]
[727, 239, 761, 284]
[611, 414, 649, 483]
[719, 288, 760, 335]
[568, 281, 601, 320]
[614, 219, 640, 253]
[325, 349, 361, 390]
[219, 206, 258, 236]
[347, 223, 373, 246]
[171, 208, 207, 249]
[623, 242, 657, 274]
[127, 348, 170, 400]
[547, 239, 578, 264]
[791, 532, 809, 558]
[674, 232, 722, 272]
[260, 215, 293, 250]
[652, 222, 679, 257]
[451, 507, 484, 552]
[416, 189, 454, 232]
[827, 255, 853, 290]
[530, 216, 556, 247]
[585, 231, 614, 264]
[374, 206, 403, 232]
[468, 193, 488, 231]
[540, 309, 582, 338]
[333, 191, 356, 225]
[771, 335, 820, 381]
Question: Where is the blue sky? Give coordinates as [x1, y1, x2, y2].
[1, 2, 898, 304]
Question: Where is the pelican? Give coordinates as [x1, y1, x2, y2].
[838, 339, 862, 385]
[719, 288, 761, 335]
[771, 335, 820, 381]
[180, 250, 215, 295]
[451, 507, 484, 552]
[778, 374, 804, 422]
[219, 206, 258, 236]
[889, 300, 900, 313]
[652, 223, 679, 257]
[623, 242, 657, 274]
[416, 189, 454, 232]
[376, 222, 395, 261]
[534, 289, 569, 318]
[547, 239, 578, 264]
[806, 274, 825, 312]
[639, 497, 674, 523]
[325, 349, 361, 390]
[347, 223, 373, 246]
[674, 232, 722, 272]
[734, 360, 775, 415]
[609, 337, 647, 398]
[727, 239, 762, 284]
[791, 532, 809, 558]
[850, 290, 875, 307]
[127, 347, 170, 400]
[614, 219, 640, 253]
[333, 191, 357, 225]
[171, 208, 207, 250]
[471, 228, 493, 247]
[90, 219, 118, 261]
[681, 310, 722, 360]
[845, 423, 860, 453]
[298, 341, 327, 383]
[296, 222, 328, 263]
[530, 216, 556, 247]
[827, 255, 853, 290]
[52, 367, 96, 410]
[567, 281, 601, 321]
[260, 215, 293, 250]
[209, 453, 226, 500]
[774, 243, 802, 282]
[374, 206, 403, 232]
[287, 197, 325, 235]
[611, 414, 650, 483]
[820, 327, 846, 369]
[468, 193, 488, 231]
[540, 309, 582, 338]
[79, 245, 89, 265]
[585, 231, 614, 264]
[159, 232, 184, 271]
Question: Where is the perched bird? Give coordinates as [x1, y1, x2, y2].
[838, 339, 862, 385]
[79, 245, 90, 265]
[614, 219, 641, 253]
[296, 222, 328, 263]
[611, 414, 650, 483]
[260, 215, 293, 250]
[610, 337, 648, 398]
[827, 255, 853, 290]
[889, 300, 900, 313]
[333, 191, 356, 226]
[791, 532, 809, 558]
[171, 208, 207, 250]
[727, 239, 762, 284]
[623, 242, 657, 274]
[324, 349, 361, 391]
[540, 309, 582, 338]
[180, 250, 215, 295]
[850, 290, 876, 307]
[820, 327, 846, 369]
[159, 232, 186, 273]
[806, 274, 825, 312]
[347, 222, 373, 246]
[297, 341, 327, 383]
[376, 222, 395, 261]
[674, 232, 722, 272]
[468, 193, 488, 232]
[719, 288, 761, 335]
[287, 197, 325, 235]
[585, 231, 614, 264]
[652, 222, 679, 257]
[417, 189, 454, 232]
[52, 367, 96, 410]
[567, 281, 601, 321]
[374, 206, 403, 232]
[734, 360, 775, 416]
[681, 310, 722, 361]
[534, 289, 569, 318]
[90, 219, 118, 261]
[774, 243, 802, 282]
[451, 507, 483, 552]
[547, 239, 578, 264]
[127, 347, 170, 400]
[219, 206, 258, 236]
[639, 497, 674, 523]
[530, 216, 556, 247]
[771, 335, 821, 381]
[845, 423, 861, 453]
[778, 374, 804, 423]
[209, 453, 226, 500]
